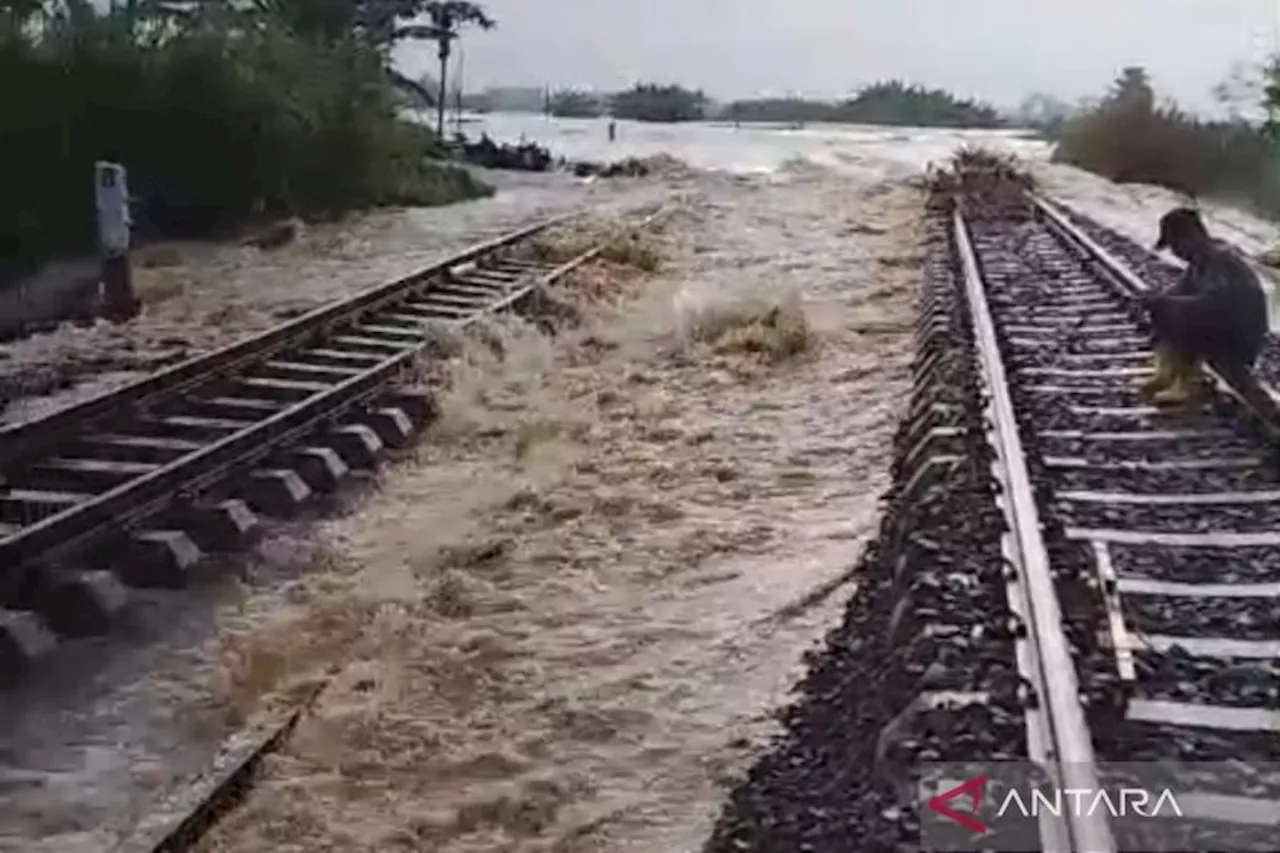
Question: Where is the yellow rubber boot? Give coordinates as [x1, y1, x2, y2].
[1152, 357, 1202, 406]
[1139, 347, 1177, 397]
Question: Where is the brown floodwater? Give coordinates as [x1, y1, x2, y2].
[0, 158, 922, 853]
[196, 168, 923, 853]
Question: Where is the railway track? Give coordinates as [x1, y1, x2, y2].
[0, 204, 665, 684]
[709, 161, 1280, 853]
[959, 194, 1280, 851]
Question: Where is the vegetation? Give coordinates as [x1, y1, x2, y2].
[0, 0, 495, 269]
[1052, 63, 1280, 217]
[926, 146, 1039, 220]
[720, 81, 1004, 128]
[839, 81, 1003, 128]
[548, 89, 605, 119]
[611, 83, 708, 123]
[461, 85, 545, 113]
[683, 293, 813, 365]
[720, 97, 839, 124]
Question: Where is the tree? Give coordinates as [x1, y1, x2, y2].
[396, 1, 494, 136]
[1107, 66, 1154, 113]
[832, 80, 1003, 128]
[1212, 60, 1265, 122]
[222, 0, 495, 121]
[611, 83, 706, 123]
[548, 88, 602, 118]
[1260, 56, 1280, 142]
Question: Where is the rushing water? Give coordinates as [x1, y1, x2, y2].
[2, 115, 1276, 853]
[450, 110, 1049, 177]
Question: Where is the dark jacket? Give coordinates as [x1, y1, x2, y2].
[1150, 239, 1268, 367]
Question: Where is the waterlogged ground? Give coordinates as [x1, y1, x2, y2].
[2, 117, 1277, 853]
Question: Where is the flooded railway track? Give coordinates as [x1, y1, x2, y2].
[709, 165, 1280, 852]
[0, 205, 665, 686]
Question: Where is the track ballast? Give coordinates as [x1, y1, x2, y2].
[707, 158, 1280, 853]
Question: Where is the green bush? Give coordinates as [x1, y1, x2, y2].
[1053, 66, 1280, 219]
[0, 17, 487, 265]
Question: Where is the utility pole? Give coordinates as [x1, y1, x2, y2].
[452, 43, 465, 137]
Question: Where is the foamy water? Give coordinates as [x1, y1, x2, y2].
[459, 111, 1045, 177]
[2, 115, 1277, 853]
[195, 172, 923, 853]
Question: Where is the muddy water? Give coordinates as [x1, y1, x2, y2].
[0, 117, 1227, 853]
[0, 164, 923, 852]
[2, 116, 1271, 853]
[185, 170, 922, 852]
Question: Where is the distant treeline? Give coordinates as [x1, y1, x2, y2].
[721, 82, 1005, 128]
[548, 83, 709, 123]
[464, 80, 1005, 128]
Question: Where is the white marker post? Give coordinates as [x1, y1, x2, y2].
[94, 161, 139, 321]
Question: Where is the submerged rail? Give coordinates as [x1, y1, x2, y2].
[0, 203, 668, 681]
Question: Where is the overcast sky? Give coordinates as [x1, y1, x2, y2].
[394, 0, 1280, 111]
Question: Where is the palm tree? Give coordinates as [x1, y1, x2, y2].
[397, 1, 494, 137]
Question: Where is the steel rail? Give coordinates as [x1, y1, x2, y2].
[0, 212, 578, 474]
[953, 207, 1116, 853]
[102, 207, 672, 853]
[113, 680, 330, 853]
[1032, 195, 1280, 432]
[0, 204, 667, 571]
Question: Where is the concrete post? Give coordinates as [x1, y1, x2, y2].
[94, 161, 140, 321]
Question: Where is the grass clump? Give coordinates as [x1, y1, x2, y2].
[533, 222, 663, 272]
[683, 293, 814, 364]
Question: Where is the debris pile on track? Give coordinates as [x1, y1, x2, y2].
[704, 201, 1028, 852]
[926, 147, 1037, 223]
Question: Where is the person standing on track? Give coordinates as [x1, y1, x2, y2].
[1140, 207, 1268, 405]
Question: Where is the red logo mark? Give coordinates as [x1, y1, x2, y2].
[928, 775, 988, 834]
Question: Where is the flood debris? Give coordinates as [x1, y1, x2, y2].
[454, 133, 556, 172]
